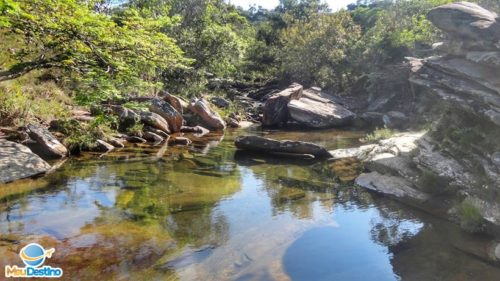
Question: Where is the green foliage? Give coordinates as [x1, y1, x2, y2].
[58, 115, 117, 153]
[127, 122, 144, 136]
[1, 0, 189, 105]
[362, 128, 394, 143]
[0, 73, 70, 126]
[279, 11, 361, 90]
[456, 198, 485, 233]
[417, 168, 450, 194]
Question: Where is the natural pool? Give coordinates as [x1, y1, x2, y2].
[1, 128, 499, 280]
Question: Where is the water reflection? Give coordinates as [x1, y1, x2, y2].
[0, 129, 499, 280]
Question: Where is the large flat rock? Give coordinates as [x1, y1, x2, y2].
[355, 172, 429, 201]
[262, 83, 303, 126]
[235, 136, 331, 159]
[427, 2, 500, 48]
[0, 140, 51, 183]
[288, 97, 355, 128]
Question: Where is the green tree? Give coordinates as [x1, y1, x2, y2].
[279, 11, 361, 91]
[0, 0, 188, 104]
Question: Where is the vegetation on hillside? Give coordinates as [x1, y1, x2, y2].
[1, 0, 499, 126]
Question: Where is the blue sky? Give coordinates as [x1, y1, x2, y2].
[227, 0, 354, 11]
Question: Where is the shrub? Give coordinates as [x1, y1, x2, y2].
[362, 128, 394, 142]
[456, 198, 485, 233]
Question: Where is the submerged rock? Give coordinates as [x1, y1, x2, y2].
[26, 124, 68, 158]
[149, 99, 184, 133]
[262, 83, 303, 127]
[188, 98, 226, 130]
[0, 140, 51, 183]
[235, 136, 331, 159]
[170, 137, 192, 146]
[288, 97, 355, 128]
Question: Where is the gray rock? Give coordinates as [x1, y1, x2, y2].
[149, 99, 184, 133]
[427, 2, 500, 49]
[26, 124, 68, 158]
[126, 136, 147, 143]
[138, 111, 171, 134]
[329, 145, 377, 160]
[210, 97, 230, 108]
[94, 140, 114, 152]
[355, 172, 429, 201]
[107, 137, 125, 148]
[170, 137, 192, 146]
[143, 131, 164, 144]
[262, 83, 303, 126]
[414, 138, 474, 188]
[288, 97, 355, 128]
[235, 136, 331, 159]
[466, 51, 500, 67]
[492, 152, 500, 166]
[383, 111, 408, 129]
[0, 140, 51, 183]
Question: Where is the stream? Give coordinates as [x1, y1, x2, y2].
[1, 128, 499, 280]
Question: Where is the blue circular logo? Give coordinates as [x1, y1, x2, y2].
[20, 243, 49, 268]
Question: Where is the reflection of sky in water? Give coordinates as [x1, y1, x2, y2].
[0, 177, 118, 239]
[0, 130, 431, 280]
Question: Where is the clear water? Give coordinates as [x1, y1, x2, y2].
[0, 128, 499, 280]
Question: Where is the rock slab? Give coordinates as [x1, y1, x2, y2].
[0, 140, 51, 183]
[26, 124, 68, 158]
[235, 136, 331, 159]
[288, 97, 355, 128]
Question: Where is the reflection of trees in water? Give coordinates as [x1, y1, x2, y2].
[365, 196, 500, 281]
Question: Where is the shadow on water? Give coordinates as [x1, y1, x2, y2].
[0, 128, 499, 280]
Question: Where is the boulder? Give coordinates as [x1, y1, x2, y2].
[126, 136, 147, 143]
[107, 137, 125, 148]
[235, 136, 331, 159]
[210, 97, 230, 108]
[143, 131, 164, 144]
[94, 140, 114, 153]
[110, 106, 140, 129]
[138, 111, 170, 133]
[163, 92, 188, 114]
[355, 172, 429, 201]
[26, 124, 68, 158]
[149, 99, 184, 133]
[288, 97, 355, 128]
[427, 2, 500, 50]
[262, 83, 303, 126]
[145, 126, 170, 139]
[466, 51, 500, 67]
[188, 98, 226, 130]
[181, 126, 210, 137]
[0, 140, 51, 183]
[170, 137, 192, 146]
[383, 111, 409, 129]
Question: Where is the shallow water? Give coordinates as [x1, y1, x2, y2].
[1, 128, 499, 281]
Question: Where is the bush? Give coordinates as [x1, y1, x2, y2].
[362, 128, 395, 142]
[0, 74, 70, 126]
[456, 198, 485, 233]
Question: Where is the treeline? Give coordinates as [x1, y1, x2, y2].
[1, 0, 499, 124]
